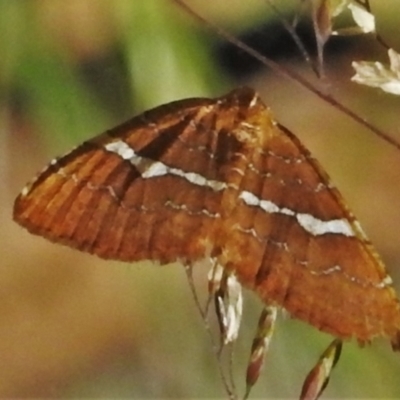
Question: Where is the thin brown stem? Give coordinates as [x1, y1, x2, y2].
[171, 0, 400, 151]
[264, 0, 317, 74]
[184, 265, 238, 400]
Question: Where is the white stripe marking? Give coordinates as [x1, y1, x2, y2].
[377, 275, 393, 288]
[296, 213, 354, 236]
[239, 191, 295, 216]
[310, 265, 342, 276]
[104, 140, 226, 191]
[105, 141, 135, 160]
[239, 190, 355, 237]
[141, 161, 168, 178]
[105, 141, 355, 238]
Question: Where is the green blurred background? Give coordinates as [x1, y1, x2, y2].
[2, 0, 400, 398]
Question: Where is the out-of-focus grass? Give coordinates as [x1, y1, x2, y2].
[0, 0, 225, 147]
[2, 0, 400, 398]
[1, 2, 107, 145]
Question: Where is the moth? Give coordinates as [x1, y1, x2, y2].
[14, 87, 400, 351]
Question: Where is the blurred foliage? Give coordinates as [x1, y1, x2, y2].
[0, 0, 225, 148]
[2, 0, 400, 399]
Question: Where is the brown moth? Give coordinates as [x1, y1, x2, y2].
[13, 87, 400, 349]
